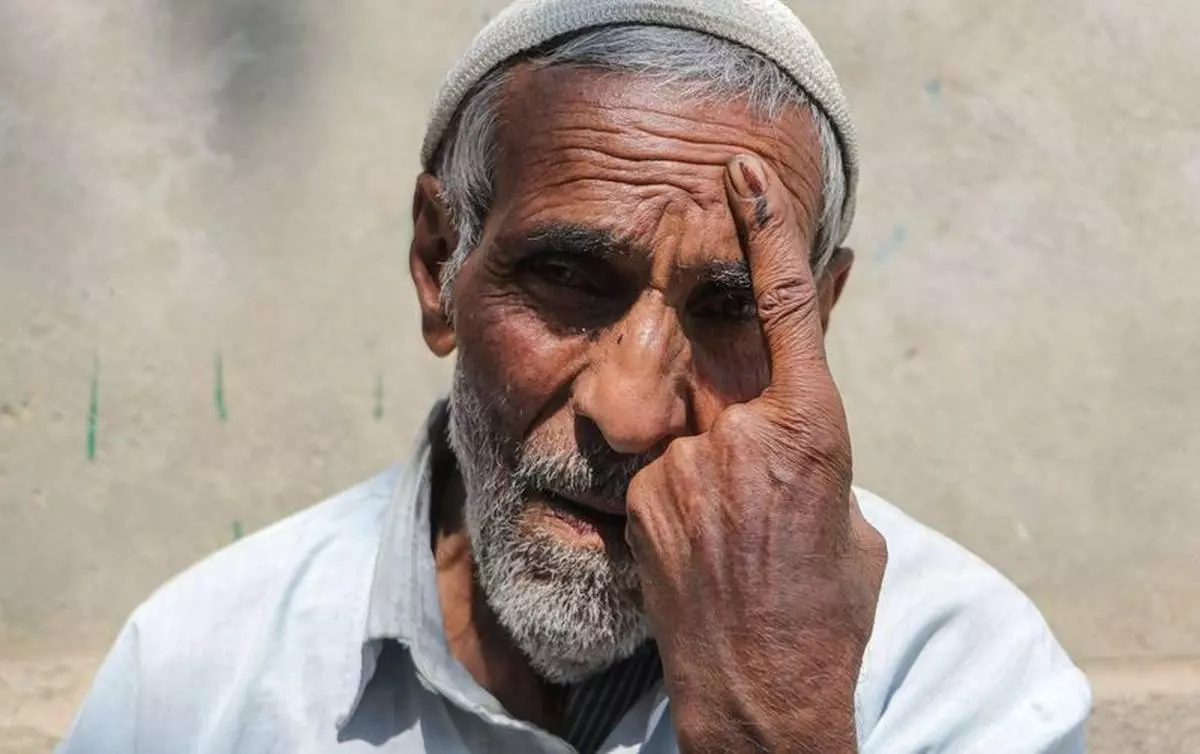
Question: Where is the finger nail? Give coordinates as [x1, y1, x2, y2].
[730, 155, 767, 198]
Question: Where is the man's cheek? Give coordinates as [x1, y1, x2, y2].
[461, 306, 583, 431]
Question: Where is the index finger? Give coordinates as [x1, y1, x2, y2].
[724, 153, 829, 388]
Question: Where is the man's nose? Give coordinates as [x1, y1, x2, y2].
[571, 296, 690, 455]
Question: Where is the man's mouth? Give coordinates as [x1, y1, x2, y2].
[535, 488, 628, 537]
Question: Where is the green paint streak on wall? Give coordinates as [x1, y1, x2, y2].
[214, 353, 228, 422]
[232, 520, 243, 541]
[374, 374, 385, 421]
[86, 359, 100, 461]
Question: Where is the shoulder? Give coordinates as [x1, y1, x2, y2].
[125, 469, 399, 694]
[132, 468, 397, 636]
[58, 469, 404, 751]
[854, 488, 1091, 752]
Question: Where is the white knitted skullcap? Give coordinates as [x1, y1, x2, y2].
[421, 0, 858, 243]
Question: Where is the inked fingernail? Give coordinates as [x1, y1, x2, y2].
[731, 155, 767, 198]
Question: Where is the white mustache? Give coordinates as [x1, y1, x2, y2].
[511, 445, 651, 503]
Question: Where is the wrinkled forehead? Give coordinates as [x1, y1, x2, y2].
[490, 64, 825, 239]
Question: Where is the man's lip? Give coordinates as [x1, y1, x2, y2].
[538, 488, 627, 521]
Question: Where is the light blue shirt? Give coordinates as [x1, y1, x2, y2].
[59, 406, 1092, 753]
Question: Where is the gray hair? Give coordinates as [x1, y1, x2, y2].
[433, 25, 847, 314]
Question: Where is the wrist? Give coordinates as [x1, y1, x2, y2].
[673, 705, 856, 754]
[668, 672, 858, 754]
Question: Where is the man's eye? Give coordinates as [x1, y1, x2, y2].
[693, 291, 758, 322]
[526, 257, 595, 292]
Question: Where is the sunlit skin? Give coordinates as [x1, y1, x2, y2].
[409, 64, 884, 752]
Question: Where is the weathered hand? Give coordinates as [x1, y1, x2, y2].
[625, 154, 887, 754]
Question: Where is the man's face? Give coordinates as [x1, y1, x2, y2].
[412, 66, 844, 682]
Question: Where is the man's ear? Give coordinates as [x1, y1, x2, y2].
[410, 172, 459, 357]
[818, 247, 854, 332]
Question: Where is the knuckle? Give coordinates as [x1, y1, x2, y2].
[625, 469, 657, 509]
[801, 419, 852, 472]
[662, 435, 704, 478]
[710, 403, 763, 441]
[624, 496, 650, 541]
[757, 275, 818, 324]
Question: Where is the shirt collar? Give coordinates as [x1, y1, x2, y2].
[341, 399, 509, 729]
[363, 399, 447, 647]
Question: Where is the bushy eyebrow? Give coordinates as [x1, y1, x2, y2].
[503, 223, 754, 296]
[697, 259, 752, 293]
[512, 223, 646, 262]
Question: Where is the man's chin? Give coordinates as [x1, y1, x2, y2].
[472, 506, 648, 683]
[482, 556, 651, 684]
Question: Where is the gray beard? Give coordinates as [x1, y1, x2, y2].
[446, 364, 651, 684]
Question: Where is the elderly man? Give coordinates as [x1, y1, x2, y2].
[60, 1, 1091, 752]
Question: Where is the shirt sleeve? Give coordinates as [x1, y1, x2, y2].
[854, 492, 1093, 753]
[855, 565, 1092, 754]
[964, 667, 1091, 753]
[56, 618, 141, 753]
[859, 625, 1091, 753]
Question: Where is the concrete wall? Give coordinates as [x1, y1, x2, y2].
[2, 0, 1197, 750]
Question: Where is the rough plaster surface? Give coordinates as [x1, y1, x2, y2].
[2, 0, 1197, 749]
